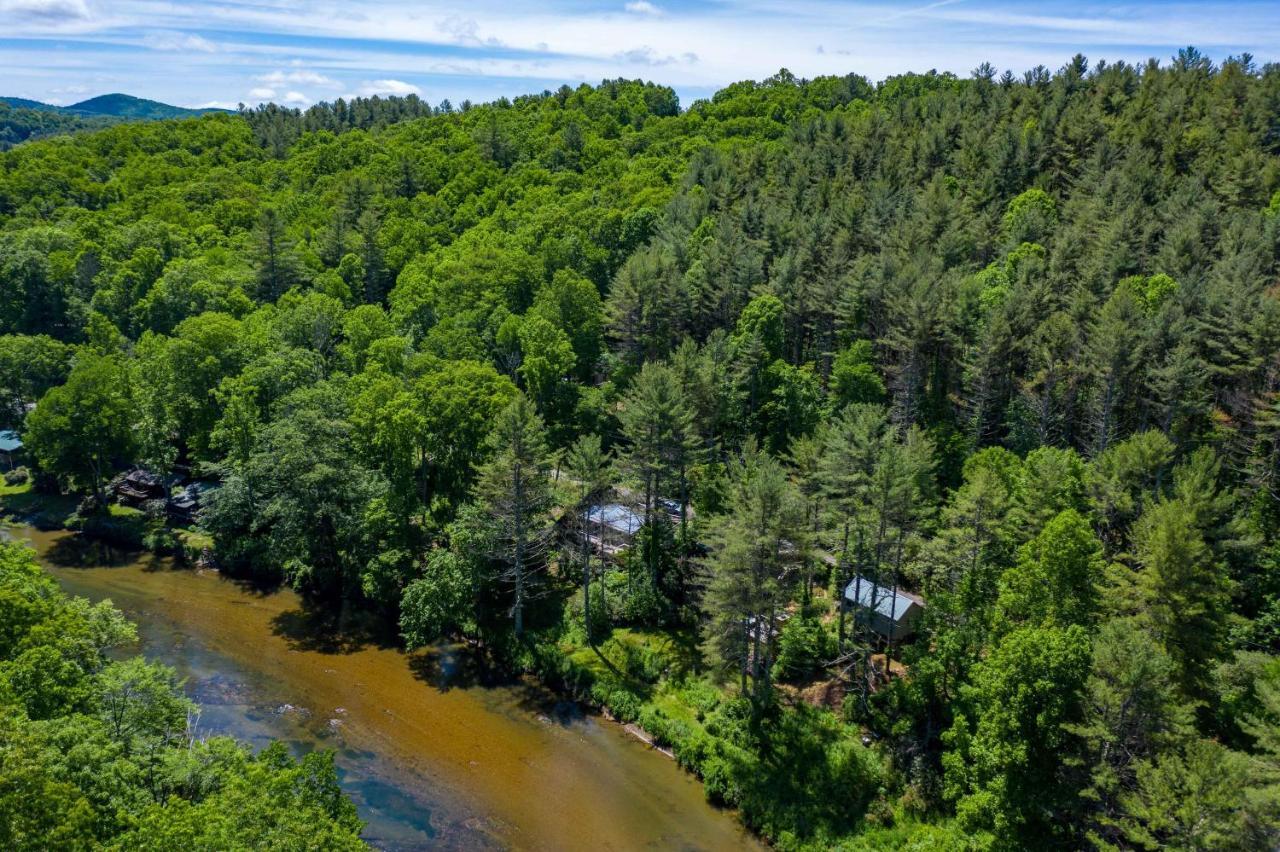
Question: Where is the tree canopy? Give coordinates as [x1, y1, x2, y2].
[4, 53, 1280, 850]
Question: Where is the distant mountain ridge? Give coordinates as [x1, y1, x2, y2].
[0, 96, 54, 111]
[0, 93, 232, 151]
[0, 93, 229, 119]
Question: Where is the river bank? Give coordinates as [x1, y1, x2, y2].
[7, 522, 761, 851]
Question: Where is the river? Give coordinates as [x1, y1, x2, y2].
[8, 524, 759, 851]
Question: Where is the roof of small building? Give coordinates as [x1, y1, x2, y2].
[585, 503, 644, 536]
[844, 577, 924, 623]
[124, 469, 163, 487]
[0, 431, 22, 453]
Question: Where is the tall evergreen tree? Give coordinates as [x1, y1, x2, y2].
[702, 442, 802, 716]
[473, 394, 554, 637]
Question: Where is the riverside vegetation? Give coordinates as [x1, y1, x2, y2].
[0, 539, 366, 849]
[4, 49, 1280, 849]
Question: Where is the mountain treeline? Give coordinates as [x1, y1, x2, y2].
[0, 101, 117, 152]
[0, 95, 225, 152]
[3, 49, 1280, 849]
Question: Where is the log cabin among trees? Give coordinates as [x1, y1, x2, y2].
[843, 576, 925, 641]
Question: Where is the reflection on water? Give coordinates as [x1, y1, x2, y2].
[5, 523, 759, 852]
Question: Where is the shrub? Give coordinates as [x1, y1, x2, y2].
[772, 616, 837, 682]
[620, 567, 666, 624]
[3, 466, 29, 486]
[606, 687, 642, 722]
[702, 756, 741, 807]
[143, 526, 179, 553]
[680, 680, 723, 717]
[674, 729, 714, 772]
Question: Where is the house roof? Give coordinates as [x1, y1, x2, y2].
[0, 431, 21, 453]
[585, 503, 644, 536]
[844, 577, 924, 623]
[124, 469, 163, 487]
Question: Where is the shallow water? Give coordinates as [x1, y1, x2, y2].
[8, 524, 759, 851]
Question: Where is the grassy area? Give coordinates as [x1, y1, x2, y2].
[176, 528, 214, 552]
[0, 481, 78, 528]
[1, 479, 213, 560]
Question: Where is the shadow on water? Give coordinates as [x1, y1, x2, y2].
[37, 532, 162, 570]
[514, 689, 591, 728]
[269, 599, 400, 655]
[413, 641, 599, 729]
[219, 569, 286, 597]
[405, 641, 612, 729]
[406, 642, 515, 693]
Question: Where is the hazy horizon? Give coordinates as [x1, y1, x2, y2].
[2, 0, 1278, 112]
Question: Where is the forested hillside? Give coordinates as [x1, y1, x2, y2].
[0, 95, 223, 152]
[0, 101, 116, 151]
[3, 50, 1280, 849]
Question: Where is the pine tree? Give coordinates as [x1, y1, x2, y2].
[701, 442, 802, 716]
[473, 394, 554, 637]
[1130, 498, 1232, 699]
[563, 433, 612, 643]
[617, 361, 701, 604]
[254, 207, 305, 301]
[1073, 618, 1194, 847]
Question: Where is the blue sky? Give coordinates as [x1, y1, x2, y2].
[2, 0, 1278, 110]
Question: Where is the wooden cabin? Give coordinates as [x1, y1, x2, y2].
[116, 469, 165, 506]
[843, 576, 925, 641]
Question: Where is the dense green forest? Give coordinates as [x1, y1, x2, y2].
[0, 101, 116, 152]
[0, 95, 225, 152]
[4, 49, 1280, 849]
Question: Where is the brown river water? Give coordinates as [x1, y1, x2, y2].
[7, 524, 760, 851]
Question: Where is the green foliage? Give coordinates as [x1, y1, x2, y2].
[5, 57, 1280, 850]
[1000, 188, 1057, 245]
[1113, 739, 1255, 851]
[399, 548, 473, 645]
[472, 393, 555, 636]
[772, 615, 837, 682]
[1125, 498, 1232, 699]
[943, 625, 1091, 844]
[831, 340, 886, 408]
[0, 334, 72, 427]
[0, 99, 120, 150]
[24, 354, 134, 497]
[1073, 618, 1194, 846]
[0, 541, 365, 850]
[995, 509, 1104, 630]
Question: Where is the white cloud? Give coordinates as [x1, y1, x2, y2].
[437, 15, 504, 47]
[248, 86, 275, 99]
[3, 0, 1279, 117]
[257, 69, 338, 88]
[282, 91, 309, 105]
[195, 99, 237, 110]
[143, 31, 217, 53]
[614, 46, 697, 67]
[624, 1, 662, 16]
[356, 79, 421, 97]
[0, 0, 89, 20]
